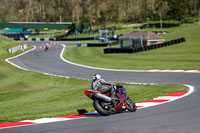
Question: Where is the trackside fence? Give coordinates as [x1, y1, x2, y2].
[8, 44, 28, 54]
[104, 38, 186, 54]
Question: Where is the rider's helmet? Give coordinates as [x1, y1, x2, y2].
[93, 74, 101, 80]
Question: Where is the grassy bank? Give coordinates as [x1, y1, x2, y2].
[63, 23, 200, 70]
[0, 35, 188, 123]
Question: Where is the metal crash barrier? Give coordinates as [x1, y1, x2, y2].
[8, 44, 28, 54]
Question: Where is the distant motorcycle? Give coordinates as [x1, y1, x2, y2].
[84, 84, 136, 116]
[44, 43, 50, 51]
[44, 45, 49, 51]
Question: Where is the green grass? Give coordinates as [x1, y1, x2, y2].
[0, 33, 188, 123]
[63, 23, 200, 70]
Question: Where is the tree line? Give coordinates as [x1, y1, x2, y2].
[0, 0, 200, 26]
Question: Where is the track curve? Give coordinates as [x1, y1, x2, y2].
[2, 42, 200, 133]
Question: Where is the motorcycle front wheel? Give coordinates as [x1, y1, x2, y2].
[126, 97, 137, 112]
[93, 100, 112, 116]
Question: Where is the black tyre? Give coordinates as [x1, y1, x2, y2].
[93, 100, 112, 116]
[126, 97, 137, 112]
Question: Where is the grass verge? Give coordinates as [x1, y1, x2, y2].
[63, 23, 200, 70]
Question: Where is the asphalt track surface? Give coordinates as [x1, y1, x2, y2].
[2, 42, 200, 133]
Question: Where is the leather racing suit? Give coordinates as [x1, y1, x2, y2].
[91, 78, 116, 99]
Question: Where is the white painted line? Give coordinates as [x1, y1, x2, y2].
[181, 84, 194, 98]
[5, 46, 36, 71]
[5, 45, 70, 79]
[21, 118, 73, 124]
[136, 84, 194, 109]
[136, 102, 159, 107]
[124, 82, 158, 85]
[60, 44, 147, 72]
[153, 96, 178, 100]
[185, 70, 200, 73]
[60, 44, 200, 73]
[1, 84, 195, 129]
[6, 45, 36, 61]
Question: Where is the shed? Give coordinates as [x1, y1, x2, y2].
[119, 31, 165, 49]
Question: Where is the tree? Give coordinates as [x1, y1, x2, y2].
[154, 0, 169, 28]
[198, 0, 200, 24]
[0, 0, 198, 26]
[167, 0, 189, 25]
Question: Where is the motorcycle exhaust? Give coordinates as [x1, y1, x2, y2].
[94, 93, 112, 102]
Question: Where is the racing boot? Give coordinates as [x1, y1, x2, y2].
[111, 97, 120, 112]
[112, 98, 119, 107]
[111, 94, 119, 107]
[110, 87, 119, 107]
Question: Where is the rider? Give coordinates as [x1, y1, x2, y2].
[45, 43, 50, 51]
[91, 74, 119, 104]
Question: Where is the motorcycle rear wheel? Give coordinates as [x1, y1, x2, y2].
[126, 97, 137, 112]
[93, 100, 112, 116]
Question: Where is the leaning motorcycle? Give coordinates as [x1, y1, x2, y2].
[84, 84, 137, 116]
[44, 46, 49, 51]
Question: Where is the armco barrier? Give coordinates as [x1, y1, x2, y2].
[8, 44, 28, 54]
[165, 41, 170, 46]
[87, 42, 109, 47]
[104, 48, 134, 53]
[57, 37, 94, 41]
[104, 37, 186, 54]
[56, 37, 118, 41]
[18, 38, 56, 41]
[16, 37, 118, 42]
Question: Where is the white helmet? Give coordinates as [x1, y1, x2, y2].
[93, 74, 101, 80]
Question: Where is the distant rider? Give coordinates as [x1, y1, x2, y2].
[45, 43, 50, 51]
[91, 74, 119, 104]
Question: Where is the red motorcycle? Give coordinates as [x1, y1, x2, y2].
[84, 84, 136, 116]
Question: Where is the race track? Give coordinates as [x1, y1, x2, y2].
[2, 42, 200, 133]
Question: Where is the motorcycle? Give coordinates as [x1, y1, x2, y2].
[84, 84, 137, 116]
[44, 43, 50, 51]
[44, 45, 49, 51]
